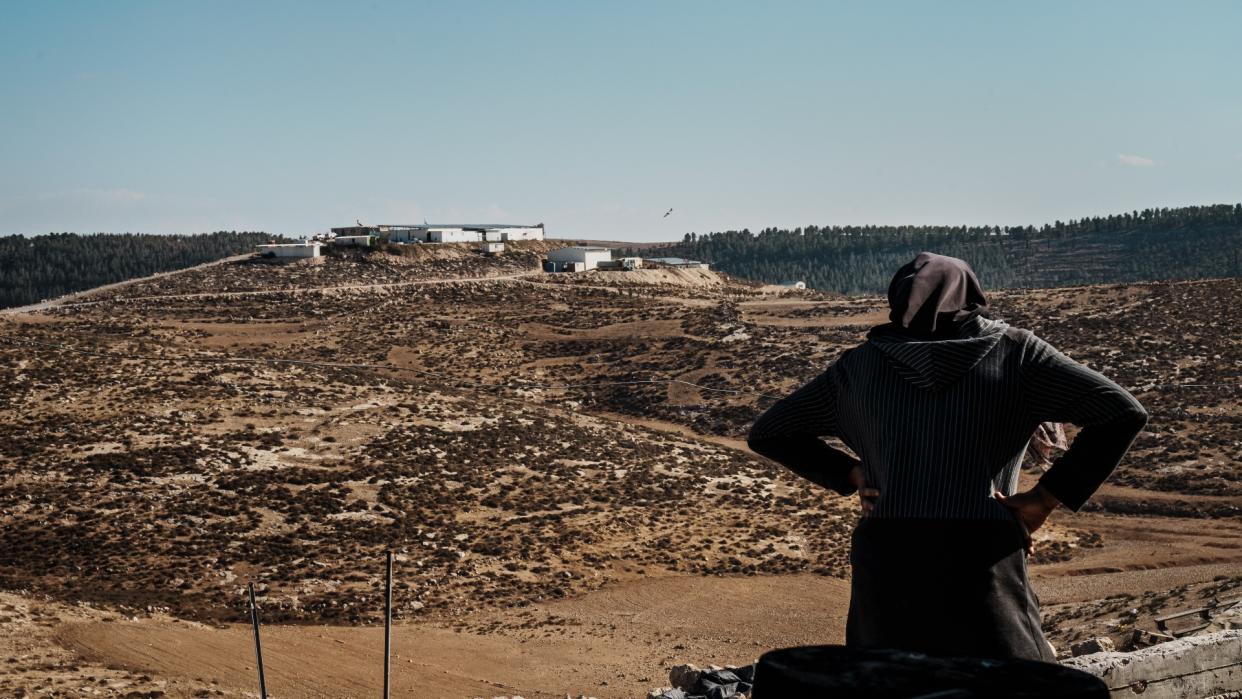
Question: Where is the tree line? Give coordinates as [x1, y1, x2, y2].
[638, 204, 1242, 293]
[0, 231, 281, 309]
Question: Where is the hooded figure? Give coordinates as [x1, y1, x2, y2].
[886, 251, 988, 336]
[748, 252, 1147, 661]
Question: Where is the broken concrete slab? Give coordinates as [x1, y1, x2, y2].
[1063, 630, 1242, 698]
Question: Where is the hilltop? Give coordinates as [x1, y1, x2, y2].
[0, 243, 1238, 697]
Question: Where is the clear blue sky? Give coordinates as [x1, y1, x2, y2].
[2, 1, 1240, 241]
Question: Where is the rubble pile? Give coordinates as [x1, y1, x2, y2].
[646, 663, 756, 699]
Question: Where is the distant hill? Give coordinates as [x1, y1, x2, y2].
[639, 204, 1242, 293]
[0, 231, 281, 309]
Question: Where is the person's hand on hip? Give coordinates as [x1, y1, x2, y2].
[849, 465, 880, 517]
[995, 484, 1061, 554]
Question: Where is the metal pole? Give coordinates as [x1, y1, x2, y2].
[383, 550, 393, 699]
[248, 582, 268, 699]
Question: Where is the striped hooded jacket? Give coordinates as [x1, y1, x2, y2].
[747, 315, 1148, 519]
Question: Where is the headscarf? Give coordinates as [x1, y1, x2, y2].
[887, 252, 989, 337]
[1027, 421, 1069, 470]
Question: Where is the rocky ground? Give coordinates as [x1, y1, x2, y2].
[0, 246, 1238, 697]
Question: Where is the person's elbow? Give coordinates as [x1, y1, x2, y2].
[747, 418, 790, 461]
[1096, 391, 1148, 436]
[747, 411, 773, 452]
[1120, 400, 1149, 435]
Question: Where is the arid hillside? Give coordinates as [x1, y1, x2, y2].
[0, 245, 1238, 698]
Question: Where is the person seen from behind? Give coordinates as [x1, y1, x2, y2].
[747, 252, 1147, 661]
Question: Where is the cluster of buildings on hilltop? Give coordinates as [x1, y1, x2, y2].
[256, 222, 545, 259]
[254, 222, 716, 276]
[328, 223, 544, 244]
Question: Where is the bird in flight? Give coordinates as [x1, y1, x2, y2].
[663, 208, 674, 218]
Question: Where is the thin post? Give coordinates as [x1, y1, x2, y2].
[248, 582, 268, 699]
[383, 550, 393, 699]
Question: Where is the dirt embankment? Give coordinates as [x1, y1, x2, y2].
[50, 575, 851, 699]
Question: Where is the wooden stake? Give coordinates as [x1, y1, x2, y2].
[248, 582, 268, 699]
[383, 550, 393, 699]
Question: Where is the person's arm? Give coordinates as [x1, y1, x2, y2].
[1022, 338, 1149, 512]
[747, 367, 861, 496]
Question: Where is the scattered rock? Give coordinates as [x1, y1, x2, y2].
[1070, 636, 1115, 656]
[668, 664, 701, 690]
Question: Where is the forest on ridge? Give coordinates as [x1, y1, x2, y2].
[0, 231, 279, 309]
[645, 204, 1242, 293]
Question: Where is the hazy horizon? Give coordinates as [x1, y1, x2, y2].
[3, 1, 1240, 242]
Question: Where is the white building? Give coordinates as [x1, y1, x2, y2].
[496, 226, 544, 241]
[332, 235, 375, 247]
[778, 280, 807, 289]
[480, 241, 505, 255]
[257, 242, 321, 258]
[428, 228, 482, 243]
[546, 246, 612, 273]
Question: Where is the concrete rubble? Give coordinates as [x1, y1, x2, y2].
[1063, 629, 1242, 698]
[649, 632, 1242, 698]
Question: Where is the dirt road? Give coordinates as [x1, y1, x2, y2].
[16, 269, 545, 311]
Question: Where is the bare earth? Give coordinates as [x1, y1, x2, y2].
[0, 246, 1238, 697]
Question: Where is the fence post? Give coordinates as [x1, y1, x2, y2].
[383, 550, 393, 699]
[248, 582, 268, 699]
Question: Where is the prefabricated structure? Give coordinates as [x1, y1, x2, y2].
[545, 246, 612, 273]
[493, 226, 544, 241]
[480, 241, 505, 255]
[256, 242, 321, 259]
[332, 235, 376, 247]
[428, 228, 481, 243]
[377, 226, 428, 243]
[644, 256, 710, 270]
[778, 280, 807, 289]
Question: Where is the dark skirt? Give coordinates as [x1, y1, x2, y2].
[846, 518, 1055, 662]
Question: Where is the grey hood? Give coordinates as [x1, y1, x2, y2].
[866, 316, 1008, 392]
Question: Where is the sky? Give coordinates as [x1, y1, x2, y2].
[1, 1, 1240, 242]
